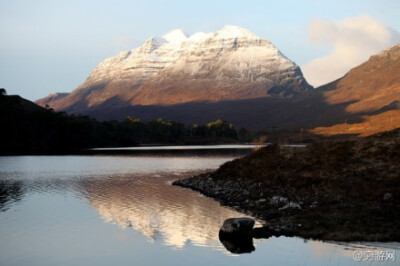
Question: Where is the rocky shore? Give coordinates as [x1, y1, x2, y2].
[173, 136, 400, 241]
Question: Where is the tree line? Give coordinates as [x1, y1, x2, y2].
[0, 91, 244, 154]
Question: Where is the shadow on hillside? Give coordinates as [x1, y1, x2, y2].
[71, 91, 377, 131]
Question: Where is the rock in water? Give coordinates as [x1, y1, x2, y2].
[219, 231, 255, 254]
[220, 217, 255, 235]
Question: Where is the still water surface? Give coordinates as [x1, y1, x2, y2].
[0, 146, 398, 265]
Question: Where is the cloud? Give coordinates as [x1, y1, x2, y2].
[302, 15, 400, 87]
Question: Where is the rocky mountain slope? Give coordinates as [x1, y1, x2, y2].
[37, 25, 312, 113]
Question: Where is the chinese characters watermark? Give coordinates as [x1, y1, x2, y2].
[353, 250, 396, 262]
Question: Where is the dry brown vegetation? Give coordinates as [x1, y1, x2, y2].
[174, 132, 400, 241]
[311, 110, 400, 137]
[309, 44, 400, 137]
[322, 44, 400, 113]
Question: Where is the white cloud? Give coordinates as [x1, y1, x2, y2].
[302, 15, 400, 87]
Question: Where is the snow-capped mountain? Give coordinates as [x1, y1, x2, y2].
[37, 25, 312, 113]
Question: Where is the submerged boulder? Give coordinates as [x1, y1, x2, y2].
[219, 231, 255, 254]
[219, 217, 256, 254]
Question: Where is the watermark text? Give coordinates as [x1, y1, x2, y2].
[353, 250, 396, 262]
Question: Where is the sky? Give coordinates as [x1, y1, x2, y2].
[0, 0, 399, 101]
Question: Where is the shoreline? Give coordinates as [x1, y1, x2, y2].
[173, 140, 400, 241]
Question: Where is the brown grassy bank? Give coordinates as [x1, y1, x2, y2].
[173, 131, 400, 241]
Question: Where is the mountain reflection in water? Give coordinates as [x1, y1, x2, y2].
[0, 153, 399, 266]
[79, 172, 260, 250]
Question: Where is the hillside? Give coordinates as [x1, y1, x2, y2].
[0, 93, 112, 154]
[311, 43, 400, 136]
[36, 92, 69, 107]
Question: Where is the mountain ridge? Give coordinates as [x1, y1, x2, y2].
[36, 25, 312, 111]
[51, 43, 400, 135]
[35, 27, 400, 136]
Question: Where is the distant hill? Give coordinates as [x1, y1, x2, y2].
[36, 92, 69, 107]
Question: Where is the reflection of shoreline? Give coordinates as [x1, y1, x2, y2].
[83, 148, 254, 157]
[308, 239, 400, 259]
[0, 180, 24, 212]
[82, 173, 260, 249]
[89, 145, 262, 151]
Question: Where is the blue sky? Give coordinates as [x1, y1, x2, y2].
[1, 0, 399, 100]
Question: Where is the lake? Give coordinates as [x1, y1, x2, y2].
[0, 145, 398, 265]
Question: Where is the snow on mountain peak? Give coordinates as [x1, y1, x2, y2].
[42, 25, 313, 110]
[159, 25, 261, 44]
[83, 25, 310, 99]
[162, 29, 188, 43]
[214, 25, 260, 39]
[188, 32, 209, 42]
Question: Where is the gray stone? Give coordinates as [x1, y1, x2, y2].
[270, 196, 288, 206]
[383, 193, 392, 200]
[279, 201, 301, 210]
[220, 218, 255, 235]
